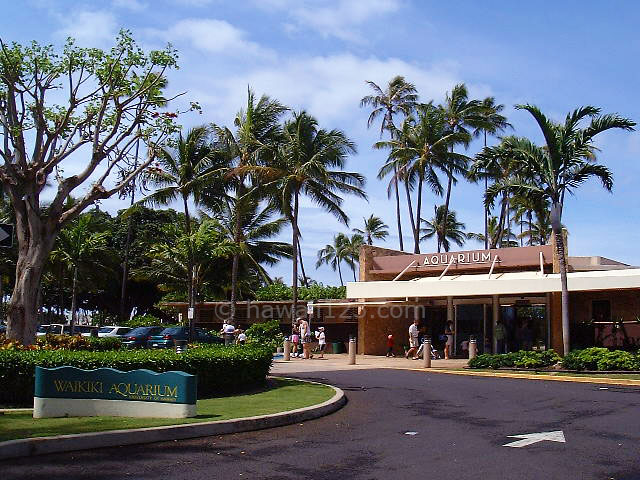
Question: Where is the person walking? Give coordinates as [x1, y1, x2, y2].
[291, 324, 300, 357]
[299, 317, 313, 359]
[316, 327, 326, 358]
[386, 334, 395, 357]
[444, 321, 454, 359]
[405, 319, 420, 360]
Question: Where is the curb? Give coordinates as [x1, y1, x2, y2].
[389, 366, 640, 386]
[0, 378, 346, 461]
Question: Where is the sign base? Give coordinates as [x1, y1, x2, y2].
[34, 397, 197, 419]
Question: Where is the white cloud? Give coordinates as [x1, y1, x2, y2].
[256, 0, 403, 42]
[54, 10, 118, 46]
[152, 18, 275, 58]
[112, 0, 147, 11]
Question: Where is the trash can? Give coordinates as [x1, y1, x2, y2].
[332, 342, 344, 354]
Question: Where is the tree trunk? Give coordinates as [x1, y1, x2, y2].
[393, 165, 404, 251]
[182, 195, 195, 341]
[291, 189, 300, 323]
[403, 177, 418, 253]
[492, 194, 507, 249]
[551, 202, 570, 355]
[298, 239, 308, 287]
[70, 265, 78, 334]
[484, 177, 489, 249]
[337, 260, 343, 287]
[6, 236, 56, 345]
[439, 145, 455, 253]
[414, 172, 423, 254]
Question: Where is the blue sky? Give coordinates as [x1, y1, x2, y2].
[3, 0, 639, 285]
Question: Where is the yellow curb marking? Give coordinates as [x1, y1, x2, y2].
[384, 366, 640, 387]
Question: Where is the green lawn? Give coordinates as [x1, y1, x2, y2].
[0, 378, 334, 442]
[459, 369, 640, 380]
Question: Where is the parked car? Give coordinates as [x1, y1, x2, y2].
[76, 325, 99, 337]
[98, 326, 132, 338]
[121, 326, 164, 349]
[0, 324, 6, 334]
[147, 327, 223, 348]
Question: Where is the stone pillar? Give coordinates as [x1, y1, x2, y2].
[492, 295, 499, 353]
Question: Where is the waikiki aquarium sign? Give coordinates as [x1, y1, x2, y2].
[34, 366, 197, 418]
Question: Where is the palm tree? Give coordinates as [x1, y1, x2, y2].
[211, 195, 293, 287]
[353, 215, 389, 245]
[271, 111, 366, 315]
[487, 105, 635, 354]
[439, 84, 484, 251]
[212, 88, 287, 323]
[316, 233, 349, 286]
[474, 97, 512, 248]
[50, 214, 108, 334]
[140, 220, 237, 303]
[421, 205, 472, 252]
[376, 103, 469, 253]
[471, 216, 518, 248]
[361, 76, 418, 251]
[343, 233, 365, 281]
[142, 126, 222, 338]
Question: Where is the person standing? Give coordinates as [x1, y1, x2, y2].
[237, 329, 246, 345]
[405, 319, 420, 359]
[495, 319, 507, 354]
[299, 317, 313, 359]
[444, 321, 454, 359]
[386, 334, 395, 357]
[223, 322, 236, 346]
[291, 324, 300, 358]
[316, 327, 326, 358]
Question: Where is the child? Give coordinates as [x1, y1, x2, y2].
[237, 330, 246, 345]
[316, 327, 326, 358]
[386, 334, 395, 357]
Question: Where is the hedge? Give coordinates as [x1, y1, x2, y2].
[0, 344, 273, 406]
[561, 347, 640, 371]
[1, 334, 122, 352]
[468, 350, 561, 369]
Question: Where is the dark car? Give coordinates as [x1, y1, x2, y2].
[0, 324, 5, 334]
[121, 326, 164, 349]
[147, 327, 223, 348]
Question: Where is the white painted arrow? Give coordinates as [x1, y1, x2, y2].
[503, 430, 566, 448]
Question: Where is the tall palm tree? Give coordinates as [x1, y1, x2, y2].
[471, 216, 518, 248]
[439, 84, 484, 251]
[353, 214, 389, 245]
[376, 103, 470, 253]
[142, 126, 222, 338]
[421, 205, 472, 252]
[50, 214, 108, 334]
[360, 76, 418, 251]
[271, 111, 366, 316]
[487, 105, 635, 354]
[213, 89, 287, 323]
[474, 97, 512, 248]
[342, 233, 365, 281]
[316, 233, 349, 286]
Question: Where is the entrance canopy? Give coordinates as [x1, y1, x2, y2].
[346, 268, 640, 300]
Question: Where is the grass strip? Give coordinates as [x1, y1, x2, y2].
[456, 368, 640, 380]
[0, 378, 334, 442]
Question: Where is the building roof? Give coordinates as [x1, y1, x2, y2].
[346, 268, 640, 300]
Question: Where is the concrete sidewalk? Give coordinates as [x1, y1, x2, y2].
[272, 354, 468, 374]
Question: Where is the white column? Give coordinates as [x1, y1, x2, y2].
[483, 303, 487, 353]
[546, 292, 551, 350]
[492, 295, 499, 353]
[447, 296, 454, 355]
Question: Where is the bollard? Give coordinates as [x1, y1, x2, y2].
[284, 338, 291, 361]
[175, 340, 188, 354]
[423, 338, 431, 368]
[348, 336, 356, 365]
[469, 338, 477, 360]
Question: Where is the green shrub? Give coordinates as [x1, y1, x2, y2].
[245, 319, 284, 350]
[0, 345, 273, 406]
[596, 350, 639, 371]
[561, 347, 610, 370]
[254, 283, 346, 301]
[123, 314, 164, 328]
[255, 283, 292, 301]
[468, 350, 560, 369]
